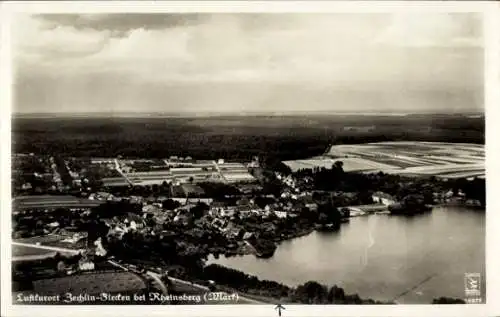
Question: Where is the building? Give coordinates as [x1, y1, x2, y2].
[142, 204, 161, 214]
[242, 232, 254, 240]
[91, 158, 116, 164]
[61, 233, 87, 244]
[372, 192, 396, 206]
[94, 238, 108, 256]
[236, 206, 254, 217]
[21, 183, 32, 190]
[222, 223, 242, 239]
[305, 203, 318, 212]
[78, 257, 95, 271]
[211, 218, 226, 230]
[274, 210, 288, 219]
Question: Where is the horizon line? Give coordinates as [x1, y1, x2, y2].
[11, 110, 485, 117]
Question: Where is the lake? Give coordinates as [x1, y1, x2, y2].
[207, 207, 486, 304]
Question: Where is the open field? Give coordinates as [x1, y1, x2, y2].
[12, 241, 82, 254]
[32, 271, 147, 296]
[284, 141, 484, 178]
[12, 234, 85, 251]
[13, 195, 105, 210]
[12, 254, 58, 262]
[102, 177, 129, 187]
[13, 234, 68, 245]
[12, 244, 56, 257]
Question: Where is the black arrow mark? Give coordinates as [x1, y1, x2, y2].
[275, 304, 285, 317]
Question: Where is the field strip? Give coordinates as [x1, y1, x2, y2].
[12, 242, 81, 255]
[415, 141, 482, 147]
[295, 160, 320, 166]
[458, 155, 485, 161]
[296, 142, 485, 175]
[283, 161, 316, 171]
[13, 196, 82, 202]
[401, 162, 483, 171]
[343, 160, 397, 172]
[392, 156, 454, 165]
[434, 168, 485, 176]
[348, 158, 399, 170]
[436, 171, 485, 179]
[12, 254, 57, 262]
[425, 156, 480, 164]
[15, 202, 104, 209]
[389, 155, 437, 165]
[14, 234, 66, 244]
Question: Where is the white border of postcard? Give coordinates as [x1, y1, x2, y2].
[1, 1, 499, 317]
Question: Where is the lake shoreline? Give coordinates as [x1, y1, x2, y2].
[208, 206, 485, 304]
[224, 201, 483, 259]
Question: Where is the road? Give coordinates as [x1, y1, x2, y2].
[212, 160, 228, 183]
[146, 271, 168, 295]
[114, 159, 134, 186]
[107, 259, 170, 300]
[165, 276, 265, 304]
[108, 260, 265, 304]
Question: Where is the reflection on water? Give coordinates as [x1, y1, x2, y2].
[208, 207, 485, 304]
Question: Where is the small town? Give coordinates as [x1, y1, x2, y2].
[11, 146, 485, 305]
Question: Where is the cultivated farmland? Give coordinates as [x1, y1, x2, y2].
[13, 195, 105, 211]
[12, 245, 56, 257]
[32, 271, 147, 296]
[283, 141, 485, 179]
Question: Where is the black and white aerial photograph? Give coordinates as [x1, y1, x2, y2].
[2, 3, 493, 316]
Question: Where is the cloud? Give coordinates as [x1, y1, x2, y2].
[34, 13, 208, 36]
[373, 13, 482, 48]
[13, 14, 111, 65]
[12, 13, 483, 113]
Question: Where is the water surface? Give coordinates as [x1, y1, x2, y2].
[208, 207, 485, 304]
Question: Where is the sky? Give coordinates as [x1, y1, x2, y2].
[12, 13, 483, 114]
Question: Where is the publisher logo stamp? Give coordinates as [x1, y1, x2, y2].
[464, 273, 481, 302]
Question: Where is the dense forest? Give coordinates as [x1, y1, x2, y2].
[12, 114, 484, 161]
